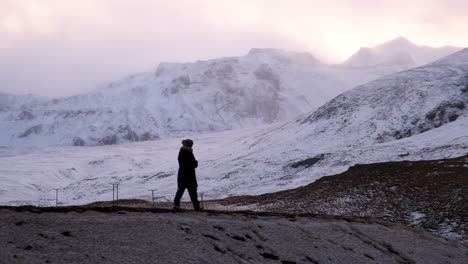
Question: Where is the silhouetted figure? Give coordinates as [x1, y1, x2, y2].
[173, 139, 201, 210]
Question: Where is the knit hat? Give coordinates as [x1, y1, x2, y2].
[182, 139, 194, 147]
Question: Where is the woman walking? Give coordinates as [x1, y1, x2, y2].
[173, 139, 201, 210]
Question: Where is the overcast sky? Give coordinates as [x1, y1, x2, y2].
[0, 0, 467, 97]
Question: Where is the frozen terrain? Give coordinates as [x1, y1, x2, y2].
[1, 207, 467, 264]
[0, 38, 460, 147]
[0, 48, 466, 207]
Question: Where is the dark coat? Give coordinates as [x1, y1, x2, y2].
[177, 148, 198, 188]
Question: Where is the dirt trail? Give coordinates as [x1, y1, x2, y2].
[1, 207, 467, 264]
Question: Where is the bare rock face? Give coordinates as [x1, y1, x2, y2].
[72, 137, 85, 146]
[16, 111, 35, 121]
[18, 124, 43, 138]
[376, 99, 466, 142]
[253, 64, 281, 91]
[97, 135, 117, 146]
[83, 126, 160, 146]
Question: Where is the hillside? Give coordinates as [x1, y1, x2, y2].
[218, 156, 468, 242]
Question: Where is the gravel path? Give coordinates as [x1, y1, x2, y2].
[1, 208, 467, 264]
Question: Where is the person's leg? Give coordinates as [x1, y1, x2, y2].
[187, 187, 200, 210]
[173, 187, 186, 207]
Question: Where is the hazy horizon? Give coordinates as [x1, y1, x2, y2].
[1, 0, 467, 97]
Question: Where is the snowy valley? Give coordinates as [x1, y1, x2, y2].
[1, 46, 466, 208]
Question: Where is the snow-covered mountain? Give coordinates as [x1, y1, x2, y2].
[1, 48, 466, 206]
[343, 36, 461, 76]
[299, 48, 468, 145]
[0, 49, 348, 147]
[2, 39, 460, 147]
[199, 47, 468, 196]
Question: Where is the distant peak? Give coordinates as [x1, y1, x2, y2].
[379, 36, 415, 49]
[389, 36, 412, 44]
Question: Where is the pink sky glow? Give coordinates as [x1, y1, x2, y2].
[0, 0, 467, 96]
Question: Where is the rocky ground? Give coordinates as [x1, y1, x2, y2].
[217, 155, 468, 242]
[1, 207, 468, 264]
[86, 155, 468, 244]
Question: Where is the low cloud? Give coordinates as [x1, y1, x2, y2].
[0, 0, 466, 97]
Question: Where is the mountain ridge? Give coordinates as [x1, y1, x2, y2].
[0, 49, 371, 147]
[0, 40, 464, 147]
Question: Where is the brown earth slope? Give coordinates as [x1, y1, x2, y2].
[220, 155, 468, 242]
